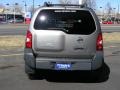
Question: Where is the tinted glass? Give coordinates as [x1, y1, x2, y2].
[34, 10, 96, 35]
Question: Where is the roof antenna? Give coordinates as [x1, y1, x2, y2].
[44, 2, 51, 7]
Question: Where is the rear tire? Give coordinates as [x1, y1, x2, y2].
[91, 63, 109, 82]
[28, 73, 44, 80]
[27, 74, 37, 80]
[25, 64, 44, 80]
[25, 64, 37, 79]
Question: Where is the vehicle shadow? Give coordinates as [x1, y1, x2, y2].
[44, 63, 110, 83]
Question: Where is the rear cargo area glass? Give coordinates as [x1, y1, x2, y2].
[34, 10, 96, 35]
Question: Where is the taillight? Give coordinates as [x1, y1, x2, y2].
[96, 33, 103, 51]
[26, 30, 32, 48]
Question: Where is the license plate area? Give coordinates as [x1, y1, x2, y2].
[55, 63, 71, 70]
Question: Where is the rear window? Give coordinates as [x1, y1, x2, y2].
[34, 9, 96, 35]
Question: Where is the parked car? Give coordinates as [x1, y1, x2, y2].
[8, 18, 24, 23]
[0, 21, 7, 24]
[24, 3, 104, 79]
[102, 21, 113, 24]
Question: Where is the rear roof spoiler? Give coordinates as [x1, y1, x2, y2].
[43, 2, 87, 8]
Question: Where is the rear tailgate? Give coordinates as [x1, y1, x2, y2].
[32, 30, 97, 59]
[32, 9, 97, 59]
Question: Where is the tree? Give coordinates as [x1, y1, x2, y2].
[59, 0, 96, 9]
[6, 3, 23, 14]
[0, 4, 5, 13]
[59, 0, 71, 4]
[0, 4, 5, 8]
[82, 0, 96, 9]
[28, 5, 34, 14]
[59, 0, 79, 4]
[13, 3, 23, 14]
[28, 5, 37, 15]
[105, 2, 112, 18]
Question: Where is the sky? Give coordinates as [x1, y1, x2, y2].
[96, 0, 120, 9]
[0, 0, 120, 11]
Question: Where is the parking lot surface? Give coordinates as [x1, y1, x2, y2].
[0, 42, 120, 90]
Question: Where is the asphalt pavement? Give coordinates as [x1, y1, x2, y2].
[0, 24, 120, 35]
[101, 25, 120, 32]
[0, 42, 120, 90]
[0, 24, 120, 90]
[0, 24, 28, 35]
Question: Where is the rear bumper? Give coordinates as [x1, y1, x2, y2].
[36, 59, 92, 70]
[24, 49, 104, 71]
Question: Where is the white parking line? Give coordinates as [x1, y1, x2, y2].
[0, 54, 23, 57]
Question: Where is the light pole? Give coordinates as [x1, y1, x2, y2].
[13, 5, 15, 24]
[113, 8, 116, 24]
[118, 4, 119, 17]
[100, 7, 103, 22]
[38, 5, 40, 7]
[13, 3, 18, 24]
[117, 0, 120, 17]
[33, 0, 34, 15]
[6, 3, 9, 23]
[23, 1, 27, 24]
[113, 8, 116, 17]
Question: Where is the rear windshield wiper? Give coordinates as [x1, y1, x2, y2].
[47, 28, 68, 32]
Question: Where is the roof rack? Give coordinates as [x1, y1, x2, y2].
[43, 2, 87, 8]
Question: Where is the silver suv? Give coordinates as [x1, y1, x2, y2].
[24, 4, 104, 78]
